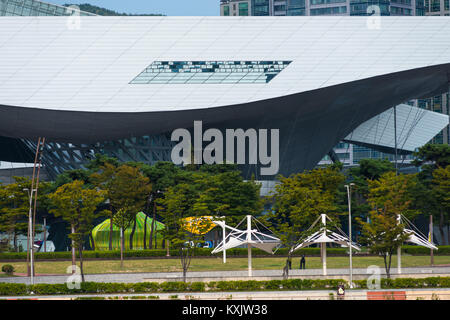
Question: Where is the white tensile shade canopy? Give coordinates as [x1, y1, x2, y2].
[396, 215, 438, 274]
[399, 215, 438, 250]
[292, 214, 361, 276]
[211, 215, 281, 276]
[404, 229, 438, 250]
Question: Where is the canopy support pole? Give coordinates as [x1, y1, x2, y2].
[321, 214, 327, 276]
[222, 223, 226, 264]
[247, 215, 252, 277]
[397, 215, 402, 274]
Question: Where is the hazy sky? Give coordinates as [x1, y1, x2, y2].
[50, 0, 220, 16]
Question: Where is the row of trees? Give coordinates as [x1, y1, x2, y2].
[0, 144, 448, 280]
[0, 156, 263, 280]
[265, 144, 449, 278]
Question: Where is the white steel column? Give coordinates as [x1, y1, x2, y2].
[321, 214, 327, 276]
[222, 222, 226, 264]
[247, 215, 252, 277]
[397, 215, 402, 274]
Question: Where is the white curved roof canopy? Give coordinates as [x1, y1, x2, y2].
[346, 104, 450, 153]
[1, 16, 449, 175]
[0, 16, 449, 113]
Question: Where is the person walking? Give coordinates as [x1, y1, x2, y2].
[300, 255, 306, 269]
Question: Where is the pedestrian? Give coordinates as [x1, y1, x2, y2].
[300, 254, 306, 269]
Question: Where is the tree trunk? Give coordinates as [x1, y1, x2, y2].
[79, 244, 85, 283]
[282, 251, 293, 280]
[143, 213, 148, 250]
[154, 228, 158, 249]
[120, 227, 124, 268]
[149, 201, 156, 249]
[71, 225, 76, 273]
[439, 210, 445, 246]
[13, 232, 17, 252]
[129, 216, 137, 250]
[89, 231, 95, 251]
[447, 224, 449, 246]
[109, 206, 113, 250]
[383, 253, 391, 279]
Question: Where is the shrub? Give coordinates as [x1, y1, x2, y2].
[0, 283, 27, 296]
[1, 264, 14, 275]
[160, 281, 188, 292]
[189, 282, 206, 292]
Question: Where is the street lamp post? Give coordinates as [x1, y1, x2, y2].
[345, 183, 355, 289]
[24, 187, 37, 285]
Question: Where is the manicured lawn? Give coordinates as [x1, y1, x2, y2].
[2, 255, 449, 275]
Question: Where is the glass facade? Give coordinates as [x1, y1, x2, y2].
[391, 6, 412, 14]
[311, 6, 347, 15]
[311, 0, 347, 4]
[417, 95, 448, 145]
[239, 2, 249, 15]
[287, 0, 306, 15]
[350, 0, 391, 15]
[253, 0, 270, 15]
[223, 4, 230, 15]
[0, 0, 94, 16]
[130, 61, 292, 85]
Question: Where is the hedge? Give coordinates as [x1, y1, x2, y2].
[353, 277, 450, 289]
[0, 277, 448, 296]
[1, 245, 448, 261]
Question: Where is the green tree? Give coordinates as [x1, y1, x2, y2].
[112, 207, 134, 267]
[157, 183, 203, 282]
[0, 177, 50, 252]
[412, 144, 450, 245]
[91, 163, 151, 250]
[357, 172, 417, 278]
[432, 165, 450, 245]
[413, 143, 450, 169]
[192, 171, 262, 226]
[142, 161, 184, 249]
[157, 167, 262, 255]
[48, 180, 106, 282]
[267, 166, 345, 279]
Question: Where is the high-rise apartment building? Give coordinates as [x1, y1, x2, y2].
[424, 0, 450, 15]
[220, 0, 425, 16]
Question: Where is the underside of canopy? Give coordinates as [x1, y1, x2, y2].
[404, 228, 438, 250]
[292, 230, 361, 253]
[211, 216, 281, 255]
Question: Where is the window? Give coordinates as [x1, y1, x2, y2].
[130, 61, 292, 85]
[431, 0, 440, 11]
[310, 6, 347, 15]
[223, 5, 230, 16]
[289, 0, 305, 5]
[391, 6, 412, 15]
[310, 0, 346, 5]
[287, 8, 306, 14]
[238, 2, 249, 15]
[253, 0, 270, 15]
